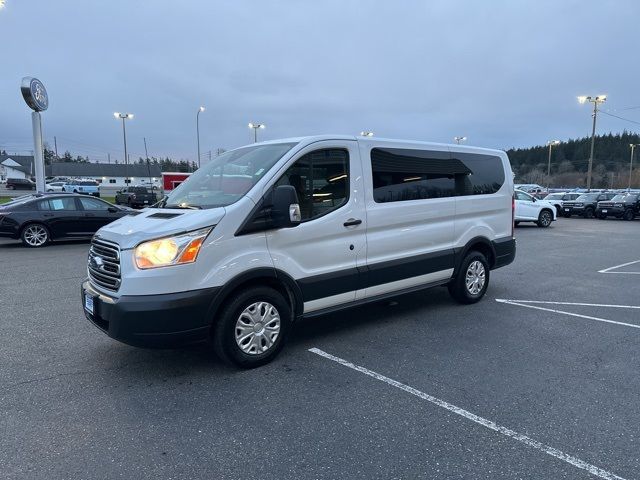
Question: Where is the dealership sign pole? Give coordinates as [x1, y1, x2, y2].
[20, 77, 49, 193]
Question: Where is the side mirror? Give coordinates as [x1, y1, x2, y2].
[116, 190, 121, 194]
[107, 206, 118, 213]
[271, 185, 301, 228]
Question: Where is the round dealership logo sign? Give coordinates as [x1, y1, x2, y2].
[21, 77, 49, 112]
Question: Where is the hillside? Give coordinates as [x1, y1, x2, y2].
[506, 131, 640, 188]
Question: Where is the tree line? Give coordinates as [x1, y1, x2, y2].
[41, 147, 201, 172]
[507, 131, 640, 189]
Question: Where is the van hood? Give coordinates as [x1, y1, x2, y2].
[95, 207, 226, 249]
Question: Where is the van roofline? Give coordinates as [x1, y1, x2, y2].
[247, 135, 506, 155]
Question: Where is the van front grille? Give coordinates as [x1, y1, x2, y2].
[88, 237, 121, 291]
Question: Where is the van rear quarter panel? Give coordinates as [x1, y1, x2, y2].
[453, 151, 513, 248]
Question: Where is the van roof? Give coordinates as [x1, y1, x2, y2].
[256, 135, 505, 155]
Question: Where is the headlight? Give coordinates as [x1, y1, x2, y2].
[134, 227, 213, 269]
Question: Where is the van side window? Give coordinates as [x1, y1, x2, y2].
[371, 148, 456, 203]
[371, 148, 505, 203]
[275, 149, 349, 221]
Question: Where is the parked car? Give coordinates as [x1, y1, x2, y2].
[62, 180, 100, 196]
[114, 186, 158, 208]
[596, 193, 640, 220]
[0, 193, 134, 247]
[46, 181, 66, 192]
[541, 192, 581, 215]
[82, 136, 516, 368]
[6, 178, 36, 190]
[562, 192, 616, 218]
[514, 189, 556, 227]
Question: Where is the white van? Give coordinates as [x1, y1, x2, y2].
[82, 135, 516, 367]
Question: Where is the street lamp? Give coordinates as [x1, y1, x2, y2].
[546, 140, 561, 190]
[454, 136, 467, 144]
[360, 131, 374, 137]
[629, 143, 639, 191]
[114, 112, 133, 185]
[248, 122, 265, 143]
[0, 1, 6, 9]
[196, 106, 205, 168]
[578, 94, 607, 190]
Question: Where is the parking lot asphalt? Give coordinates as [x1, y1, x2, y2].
[1, 218, 639, 480]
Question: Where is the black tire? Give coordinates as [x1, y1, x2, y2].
[537, 209, 553, 228]
[127, 198, 133, 208]
[448, 251, 490, 304]
[514, 221, 520, 226]
[213, 286, 292, 368]
[555, 206, 562, 217]
[20, 223, 50, 248]
[583, 207, 594, 219]
[623, 209, 635, 221]
[597, 212, 606, 219]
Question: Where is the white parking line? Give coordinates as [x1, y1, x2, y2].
[495, 299, 640, 310]
[495, 299, 640, 330]
[309, 348, 627, 480]
[598, 260, 640, 274]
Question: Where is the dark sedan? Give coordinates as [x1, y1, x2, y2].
[0, 194, 134, 247]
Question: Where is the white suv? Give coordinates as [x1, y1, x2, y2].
[82, 135, 516, 367]
[515, 189, 556, 227]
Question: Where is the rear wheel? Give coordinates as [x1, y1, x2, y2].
[448, 252, 490, 304]
[583, 207, 594, 219]
[21, 223, 50, 248]
[537, 209, 553, 227]
[623, 209, 635, 221]
[213, 286, 292, 368]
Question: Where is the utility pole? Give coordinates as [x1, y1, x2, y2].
[578, 95, 606, 191]
[144, 137, 152, 188]
[54, 136, 59, 161]
[107, 153, 111, 164]
[196, 106, 205, 168]
[629, 144, 638, 191]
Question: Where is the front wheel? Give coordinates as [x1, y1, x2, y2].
[213, 286, 292, 368]
[623, 209, 635, 221]
[537, 209, 553, 227]
[448, 252, 490, 304]
[583, 208, 594, 219]
[21, 223, 50, 248]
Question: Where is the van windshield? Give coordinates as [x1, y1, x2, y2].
[164, 143, 297, 209]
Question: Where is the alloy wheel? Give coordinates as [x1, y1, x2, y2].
[23, 225, 48, 247]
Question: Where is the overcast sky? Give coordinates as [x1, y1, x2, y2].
[1, 0, 639, 163]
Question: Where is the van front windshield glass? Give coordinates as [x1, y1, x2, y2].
[164, 143, 297, 209]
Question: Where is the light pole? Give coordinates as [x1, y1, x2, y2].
[454, 136, 467, 144]
[578, 95, 606, 191]
[360, 131, 374, 137]
[114, 112, 133, 185]
[629, 143, 638, 191]
[196, 106, 205, 168]
[546, 140, 560, 190]
[248, 122, 265, 143]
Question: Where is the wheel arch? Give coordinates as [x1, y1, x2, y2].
[206, 268, 304, 329]
[453, 237, 496, 276]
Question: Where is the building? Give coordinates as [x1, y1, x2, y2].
[0, 155, 35, 181]
[45, 162, 163, 188]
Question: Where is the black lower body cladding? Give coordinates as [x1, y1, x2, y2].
[82, 281, 219, 348]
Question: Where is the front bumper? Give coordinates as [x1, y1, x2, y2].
[81, 280, 220, 348]
[596, 207, 624, 217]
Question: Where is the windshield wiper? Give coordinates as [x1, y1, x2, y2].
[164, 203, 202, 210]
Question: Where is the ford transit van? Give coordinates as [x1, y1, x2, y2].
[82, 135, 516, 367]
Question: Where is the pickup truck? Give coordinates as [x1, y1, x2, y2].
[114, 186, 158, 208]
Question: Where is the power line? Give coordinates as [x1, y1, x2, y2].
[599, 110, 640, 126]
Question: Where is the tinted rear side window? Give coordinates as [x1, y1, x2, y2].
[371, 148, 504, 203]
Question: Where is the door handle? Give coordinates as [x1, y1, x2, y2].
[343, 218, 362, 227]
[85, 213, 95, 217]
